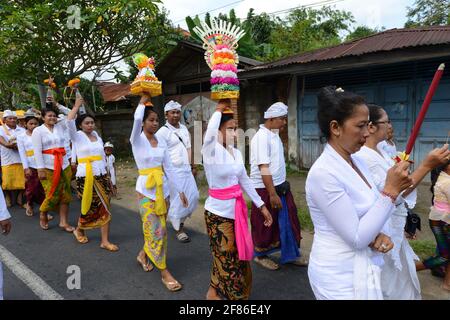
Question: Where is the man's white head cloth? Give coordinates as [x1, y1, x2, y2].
[164, 100, 182, 113]
[3, 110, 17, 119]
[264, 102, 288, 119]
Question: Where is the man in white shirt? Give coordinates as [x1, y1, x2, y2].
[0, 110, 26, 208]
[156, 101, 199, 243]
[0, 187, 12, 300]
[249, 102, 307, 270]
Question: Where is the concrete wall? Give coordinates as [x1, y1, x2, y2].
[241, 81, 273, 131]
[96, 111, 134, 157]
[287, 76, 299, 169]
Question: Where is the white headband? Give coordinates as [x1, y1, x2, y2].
[2, 110, 17, 119]
[164, 100, 182, 113]
[264, 102, 288, 119]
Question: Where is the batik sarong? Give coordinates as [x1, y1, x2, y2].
[205, 210, 252, 300]
[76, 174, 111, 230]
[139, 197, 167, 270]
[39, 166, 72, 212]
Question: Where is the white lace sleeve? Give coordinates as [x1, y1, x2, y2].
[17, 135, 29, 169]
[308, 169, 395, 250]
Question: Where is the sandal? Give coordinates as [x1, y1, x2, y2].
[100, 243, 119, 252]
[253, 257, 280, 270]
[5, 195, 12, 208]
[25, 205, 34, 217]
[59, 225, 75, 233]
[289, 256, 309, 267]
[73, 229, 89, 244]
[176, 231, 191, 243]
[47, 214, 54, 221]
[137, 255, 154, 272]
[39, 213, 49, 230]
[161, 278, 182, 292]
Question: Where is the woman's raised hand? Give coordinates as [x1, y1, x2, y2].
[383, 161, 412, 199]
[421, 144, 450, 170]
[216, 99, 231, 113]
[74, 96, 84, 110]
[139, 94, 151, 106]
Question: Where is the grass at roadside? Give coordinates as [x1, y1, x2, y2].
[409, 239, 436, 259]
[286, 166, 308, 178]
[298, 206, 314, 231]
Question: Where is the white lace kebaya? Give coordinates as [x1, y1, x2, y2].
[305, 144, 395, 300]
[201, 111, 264, 220]
[130, 103, 181, 200]
[356, 145, 421, 300]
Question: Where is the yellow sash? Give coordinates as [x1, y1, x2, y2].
[138, 166, 166, 215]
[26, 150, 34, 157]
[78, 155, 103, 215]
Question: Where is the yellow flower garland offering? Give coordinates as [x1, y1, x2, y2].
[44, 78, 57, 89]
[65, 77, 87, 114]
[44, 77, 57, 101]
[68, 78, 80, 88]
[130, 53, 162, 97]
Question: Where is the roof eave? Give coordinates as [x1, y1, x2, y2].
[239, 44, 450, 80]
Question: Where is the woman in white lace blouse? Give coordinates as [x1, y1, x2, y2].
[305, 86, 413, 300]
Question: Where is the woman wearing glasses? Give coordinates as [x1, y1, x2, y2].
[356, 104, 449, 299]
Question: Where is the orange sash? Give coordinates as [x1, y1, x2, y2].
[42, 147, 66, 198]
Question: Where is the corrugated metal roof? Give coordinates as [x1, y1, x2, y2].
[246, 26, 450, 71]
[97, 82, 131, 102]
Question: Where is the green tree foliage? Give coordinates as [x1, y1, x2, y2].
[268, 7, 354, 61]
[0, 0, 178, 108]
[345, 26, 385, 42]
[186, 6, 354, 62]
[186, 9, 257, 59]
[122, 7, 183, 83]
[405, 0, 450, 27]
[242, 9, 280, 60]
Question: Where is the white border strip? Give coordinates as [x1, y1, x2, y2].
[0, 244, 63, 300]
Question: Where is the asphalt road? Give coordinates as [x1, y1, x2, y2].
[1, 197, 314, 300]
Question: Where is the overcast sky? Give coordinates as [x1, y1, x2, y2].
[88, 0, 415, 81]
[164, 0, 415, 31]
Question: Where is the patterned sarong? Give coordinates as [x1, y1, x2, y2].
[25, 168, 45, 206]
[139, 197, 167, 270]
[251, 188, 301, 258]
[76, 174, 111, 230]
[39, 166, 72, 212]
[204, 210, 252, 300]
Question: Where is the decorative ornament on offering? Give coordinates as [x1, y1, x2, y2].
[394, 63, 445, 163]
[64, 77, 86, 114]
[192, 19, 246, 101]
[44, 76, 57, 101]
[130, 53, 162, 98]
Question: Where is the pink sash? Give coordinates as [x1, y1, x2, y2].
[434, 200, 450, 213]
[208, 184, 254, 261]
